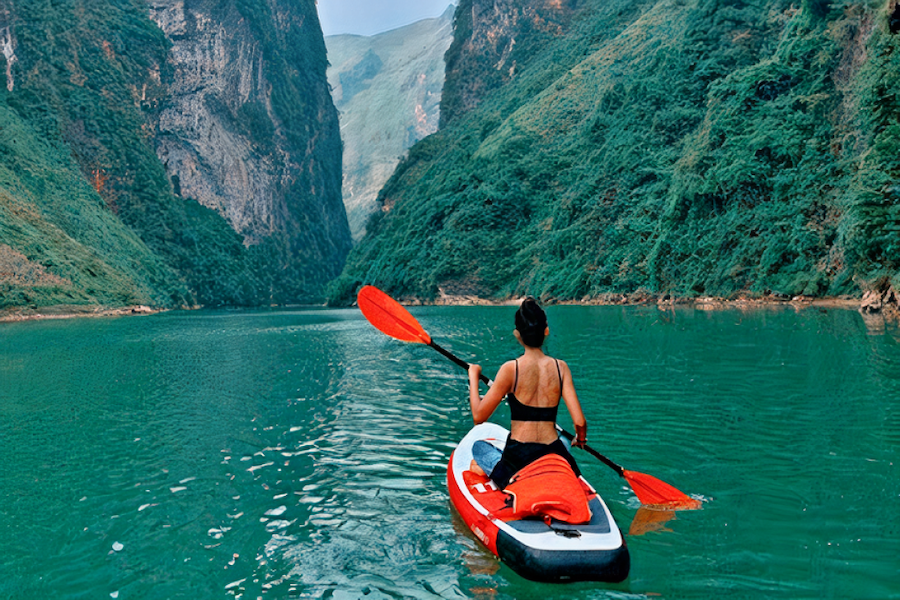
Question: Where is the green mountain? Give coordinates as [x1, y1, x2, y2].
[0, 0, 350, 312]
[330, 0, 900, 304]
[326, 5, 455, 241]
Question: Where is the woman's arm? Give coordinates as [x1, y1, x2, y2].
[559, 360, 588, 447]
[468, 361, 514, 424]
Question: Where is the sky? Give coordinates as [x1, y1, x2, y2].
[317, 0, 456, 37]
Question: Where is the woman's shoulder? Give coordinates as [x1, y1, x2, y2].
[491, 360, 517, 378]
[489, 360, 517, 389]
[546, 356, 571, 373]
[540, 353, 566, 365]
[499, 359, 518, 372]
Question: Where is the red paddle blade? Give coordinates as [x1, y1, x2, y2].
[623, 469, 702, 510]
[357, 285, 432, 345]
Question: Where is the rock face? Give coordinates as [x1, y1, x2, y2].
[0, 9, 14, 93]
[150, 0, 277, 244]
[440, 0, 576, 126]
[326, 6, 454, 240]
[0, 0, 351, 311]
[148, 0, 351, 268]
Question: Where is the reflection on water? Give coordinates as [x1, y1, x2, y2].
[628, 507, 677, 536]
[1, 306, 899, 599]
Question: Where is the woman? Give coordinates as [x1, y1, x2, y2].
[468, 297, 588, 488]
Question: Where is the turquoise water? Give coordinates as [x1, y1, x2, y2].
[0, 305, 898, 599]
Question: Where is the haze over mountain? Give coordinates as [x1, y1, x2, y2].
[326, 5, 455, 240]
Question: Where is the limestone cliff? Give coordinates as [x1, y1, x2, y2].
[326, 6, 454, 240]
[0, 0, 350, 311]
[150, 0, 280, 245]
[440, 0, 577, 126]
[148, 0, 351, 297]
[0, 8, 15, 93]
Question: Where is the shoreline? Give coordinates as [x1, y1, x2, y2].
[2, 290, 897, 324]
[378, 288, 900, 321]
[0, 304, 165, 323]
[407, 288, 870, 310]
[426, 293, 864, 309]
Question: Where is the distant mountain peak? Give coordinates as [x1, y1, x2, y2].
[327, 10, 454, 240]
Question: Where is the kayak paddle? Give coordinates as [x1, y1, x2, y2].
[356, 285, 700, 510]
[555, 426, 700, 509]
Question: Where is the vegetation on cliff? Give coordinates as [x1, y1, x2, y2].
[0, 0, 348, 311]
[0, 0, 195, 310]
[330, 0, 900, 305]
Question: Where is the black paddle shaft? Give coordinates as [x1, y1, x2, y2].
[429, 340, 491, 386]
[556, 425, 625, 477]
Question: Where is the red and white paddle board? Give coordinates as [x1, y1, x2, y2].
[447, 422, 630, 582]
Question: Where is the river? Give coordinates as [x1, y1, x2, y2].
[1, 305, 898, 599]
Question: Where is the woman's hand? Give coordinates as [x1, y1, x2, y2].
[468, 363, 482, 382]
[574, 423, 588, 448]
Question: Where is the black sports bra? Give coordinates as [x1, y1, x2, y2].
[506, 359, 562, 422]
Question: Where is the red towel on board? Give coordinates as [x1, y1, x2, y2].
[504, 454, 592, 524]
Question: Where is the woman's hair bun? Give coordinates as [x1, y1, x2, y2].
[515, 296, 547, 347]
